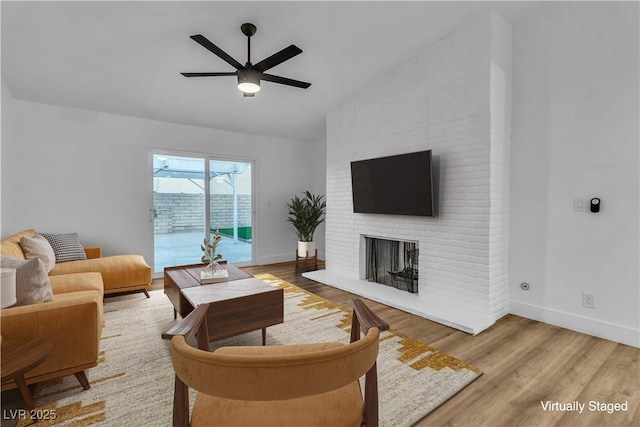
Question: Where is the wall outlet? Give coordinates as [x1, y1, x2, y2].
[583, 293, 595, 309]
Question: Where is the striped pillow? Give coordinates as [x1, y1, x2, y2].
[39, 232, 87, 263]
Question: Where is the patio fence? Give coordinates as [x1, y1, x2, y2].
[154, 193, 252, 234]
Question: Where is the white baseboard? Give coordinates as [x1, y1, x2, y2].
[257, 251, 325, 266]
[510, 300, 639, 348]
[257, 252, 292, 265]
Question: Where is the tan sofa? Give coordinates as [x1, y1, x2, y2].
[0, 229, 152, 391]
[1, 229, 152, 297]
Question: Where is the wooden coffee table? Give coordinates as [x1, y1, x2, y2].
[164, 263, 284, 345]
[164, 262, 252, 319]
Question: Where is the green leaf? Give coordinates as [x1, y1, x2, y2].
[200, 229, 224, 263]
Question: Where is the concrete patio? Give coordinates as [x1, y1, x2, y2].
[154, 231, 252, 274]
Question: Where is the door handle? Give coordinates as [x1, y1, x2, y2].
[149, 208, 158, 222]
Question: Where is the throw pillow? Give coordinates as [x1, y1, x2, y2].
[0, 256, 54, 306]
[39, 232, 87, 263]
[19, 234, 56, 272]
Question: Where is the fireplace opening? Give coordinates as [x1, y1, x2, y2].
[364, 236, 418, 293]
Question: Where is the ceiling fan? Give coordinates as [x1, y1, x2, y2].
[181, 23, 311, 97]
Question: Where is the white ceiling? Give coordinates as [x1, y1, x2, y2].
[1, 1, 540, 142]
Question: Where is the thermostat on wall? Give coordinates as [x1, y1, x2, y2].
[590, 197, 600, 213]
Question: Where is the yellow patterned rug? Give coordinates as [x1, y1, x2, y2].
[18, 274, 481, 427]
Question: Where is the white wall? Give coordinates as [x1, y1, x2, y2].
[1, 86, 324, 268]
[509, 2, 639, 346]
[0, 78, 17, 231]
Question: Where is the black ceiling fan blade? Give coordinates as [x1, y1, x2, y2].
[190, 34, 243, 70]
[261, 73, 311, 89]
[181, 72, 237, 77]
[253, 45, 302, 72]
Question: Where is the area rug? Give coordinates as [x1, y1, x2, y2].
[20, 274, 481, 427]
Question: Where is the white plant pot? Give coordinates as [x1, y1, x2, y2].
[298, 241, 316, 258]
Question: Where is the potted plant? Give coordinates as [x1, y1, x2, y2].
[201, 229, 224, 277]
[286, 191, 326, 257]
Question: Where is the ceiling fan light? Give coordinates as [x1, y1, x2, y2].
[237, 68, 261, 93]
[238, 82, 260, 93]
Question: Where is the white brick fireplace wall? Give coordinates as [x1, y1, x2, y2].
[305, 11, 512, 334]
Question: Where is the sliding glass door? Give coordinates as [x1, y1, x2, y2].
[208, 159, 253, 264]
[152, 152, 254, 275]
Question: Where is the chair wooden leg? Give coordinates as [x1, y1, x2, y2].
[363, 364, 379, 427]
[74, 371, 91, 390]
[143, 289, 151, 298]
[174, 375, 189, 427]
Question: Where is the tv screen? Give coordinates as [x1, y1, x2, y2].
[350, 150, 434, 216]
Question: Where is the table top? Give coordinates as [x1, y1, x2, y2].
[164, 262, 252, 290]
[1, 338, 53, 380]
[180, 277, 280, 308]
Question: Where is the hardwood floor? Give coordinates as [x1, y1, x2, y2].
[238, 262, 639, 427]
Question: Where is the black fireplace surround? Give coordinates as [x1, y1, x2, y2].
[364, 236, 418, 293]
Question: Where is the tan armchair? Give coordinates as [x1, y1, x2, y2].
[162, 299, 389, 427]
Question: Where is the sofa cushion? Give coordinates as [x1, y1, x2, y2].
[49, 255, 151, 291]
[0, 256, 54, 306]
[40, 232, 87, 262]
[19, 234, 56, 272]
[49, 272, 104, 296]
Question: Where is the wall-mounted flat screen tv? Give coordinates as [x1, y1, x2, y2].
[350, 150, 434, 216]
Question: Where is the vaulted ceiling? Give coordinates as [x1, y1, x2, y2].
[1, 1, 540, 142]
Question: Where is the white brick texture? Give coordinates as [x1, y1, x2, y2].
[325, 11, 512, 323]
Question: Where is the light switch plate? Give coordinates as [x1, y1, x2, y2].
[574, 198, 586, 211]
